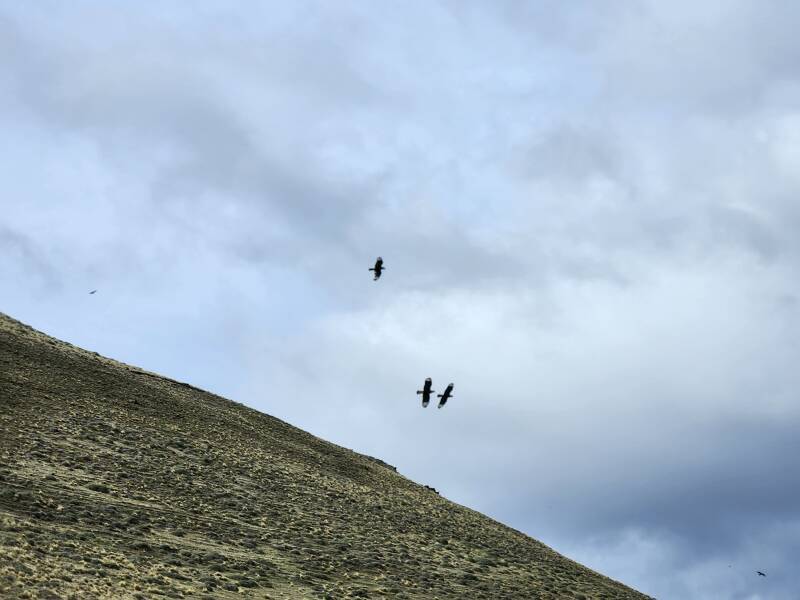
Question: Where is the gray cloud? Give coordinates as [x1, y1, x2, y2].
[0, 226, 60, 290]
[3, 2, 800, 598]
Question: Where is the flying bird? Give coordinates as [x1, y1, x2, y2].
[437, 383, 454, 409]
[417, 378, 434, 408]
[368, 257, 384, 281]
[89, 290, 97, 295]
[757, 571, 766, 577]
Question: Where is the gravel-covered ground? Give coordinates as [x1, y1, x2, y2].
[0, 312, 651, 599]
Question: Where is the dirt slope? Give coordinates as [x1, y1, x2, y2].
[0, 312, 651, 599]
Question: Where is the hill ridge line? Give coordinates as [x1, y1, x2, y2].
[1, 311, 652, 599]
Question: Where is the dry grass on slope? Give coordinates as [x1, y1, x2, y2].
[0, 313, 651, 599]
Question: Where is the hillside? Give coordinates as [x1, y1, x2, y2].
[0, 312, 651, 599]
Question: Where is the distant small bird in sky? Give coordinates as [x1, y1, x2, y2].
[757, 571, 766, 577]
[368, 257, 384, 281]
[89, 290, 97, 294]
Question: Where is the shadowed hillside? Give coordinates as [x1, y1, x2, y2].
[0, 313, 651, 599]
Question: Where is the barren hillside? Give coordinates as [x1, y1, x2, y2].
[0, 312, 651, 599]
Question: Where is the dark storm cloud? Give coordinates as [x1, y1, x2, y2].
[518, 416, 800, 544]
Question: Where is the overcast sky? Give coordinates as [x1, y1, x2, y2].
[3, 2, 800, 598]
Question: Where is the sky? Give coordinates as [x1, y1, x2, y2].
[2, 2, 800, 598]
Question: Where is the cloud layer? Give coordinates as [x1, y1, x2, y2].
[3, 2, 800, 597]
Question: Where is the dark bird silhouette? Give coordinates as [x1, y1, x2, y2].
[89, 290, 97, 295]
[368, 257, 384, 281]
[417, 377, 434, 408]
[437, 383, 454, 409]
[757, 571, 766, 577]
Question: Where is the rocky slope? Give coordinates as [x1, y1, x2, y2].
[0, 312, 651, 599]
